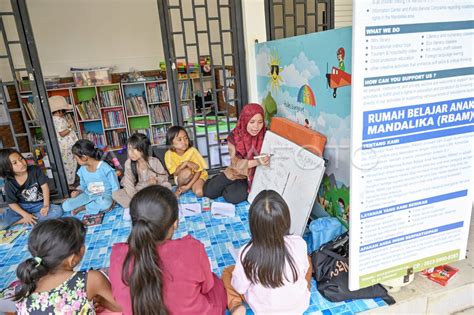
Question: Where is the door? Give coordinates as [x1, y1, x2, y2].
[157, 0, 247, 171]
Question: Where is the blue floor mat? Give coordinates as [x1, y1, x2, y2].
[0, 191, 386, 314]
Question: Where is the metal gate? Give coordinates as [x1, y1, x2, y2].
[0, 0, 68, 200]
[157, 0, 247, 171]
[265, 0, 335, 40]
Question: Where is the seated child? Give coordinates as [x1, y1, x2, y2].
[164, 126, 208, 197]
[113, 133, 171, 208]
[62, 140, 119, 215]
[14, 217, 121, 313]
[221, 190, 312, 315]
[109, 185, 227, 315]
[0, 149, 63, 230]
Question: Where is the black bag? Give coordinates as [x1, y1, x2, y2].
[311, 232, 396, 305]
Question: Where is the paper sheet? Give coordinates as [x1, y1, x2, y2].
[179, 203, 202, 217]
[211, 202, 235, 218]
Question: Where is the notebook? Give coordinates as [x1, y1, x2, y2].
[0, 228, 25, 245]
[82, 212, 105, 226]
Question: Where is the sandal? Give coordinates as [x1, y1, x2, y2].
[72, 206, 86, 215]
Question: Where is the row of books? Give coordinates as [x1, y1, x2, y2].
[102, 110, 126, 129]
[131, 128, 151, 138]
[146, 83, 169, 103]
[81, 131, 106, 148]
[105, 129, 127, 149]
[76, 99, 101, 121]
[178, 81, 191, 101]
[150, 105, 171, 124]
[151, 126, 168, 145]
[99, 89, 122, 107]
[125, 95, 147, 116]
[23, 100, 38, 121]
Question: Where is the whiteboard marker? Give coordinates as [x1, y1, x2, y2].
[254, 154, 274, 159]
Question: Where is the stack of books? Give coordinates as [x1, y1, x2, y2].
[125, 96, 147, 115]
[150, 105, 171, 124]
[23, 99, 38, 121]
[102, 110, 125, 128]
[178, 81, 190, 100]
[76, 99, 101, 121]
[82, 131, 106, 147]
[99, 89, 122, 107]
[147, 83, 169, 103]
[105, 129, 127, 149]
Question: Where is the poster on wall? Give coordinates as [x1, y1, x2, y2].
[255, 27, 352, 227]
[350, 1, 473, 290]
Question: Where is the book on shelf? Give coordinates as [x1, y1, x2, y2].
[151, 126, 168, 145]
[82, 131, 106, 148]
[99, 89, 122, 107]
[125, 95, 147, 116]
[130, 128, 151, 138]
[22, 98, 38, 121]
[178, 81, 190, 100]
[146, 82, 169, 103]
[105, 129, 127, 149]
[102, 109, 126, 129]
[76, 99, 101, 121]
[150, 104, 171, 124]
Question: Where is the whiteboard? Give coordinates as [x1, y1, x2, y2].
[248, 131, 325, 236]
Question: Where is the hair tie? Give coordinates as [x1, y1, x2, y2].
[33, 257, 42, 267]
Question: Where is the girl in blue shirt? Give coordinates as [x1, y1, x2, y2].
[62, 140, 119, 215]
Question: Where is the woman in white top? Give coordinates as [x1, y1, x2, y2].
[222, 190, 312, 315]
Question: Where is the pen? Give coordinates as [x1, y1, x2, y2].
[254, 154, 274, 159]
[185, 208, 196, 212]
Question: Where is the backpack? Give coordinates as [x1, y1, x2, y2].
[311, 232, 396, 305]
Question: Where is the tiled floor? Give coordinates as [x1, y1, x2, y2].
[0, 191, 386, 314]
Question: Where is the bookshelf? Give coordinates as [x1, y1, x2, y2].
[177, 75, 214, 125]
[71, 84, 127, 150]
[122, 80, 173, 146]
[20, 93, 45, 147]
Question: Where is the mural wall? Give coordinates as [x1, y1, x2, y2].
[255, 27, 352, 226]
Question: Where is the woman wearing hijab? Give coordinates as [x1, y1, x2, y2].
[203, 103, 270, 204]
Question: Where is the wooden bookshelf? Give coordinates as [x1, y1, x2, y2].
[122, 80, 173, 146]
[71, 83, 127, 150]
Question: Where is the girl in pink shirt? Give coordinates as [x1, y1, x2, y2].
[108, 185, 227, 315]
[222, 190, 312, 315]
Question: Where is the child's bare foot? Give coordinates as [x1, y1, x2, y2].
[230, 304, 245, 315]
[72, 206, 86, 215]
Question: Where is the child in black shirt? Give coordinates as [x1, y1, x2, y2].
[0, 149, 63, 229]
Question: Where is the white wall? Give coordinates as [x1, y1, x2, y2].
[242, 0, 267, 103]
[26, 0, 164, 77]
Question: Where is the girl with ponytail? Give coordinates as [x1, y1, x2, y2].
[14, 217, 120, 314]
[62, 139, 119, 215]
[109, 185, 227, 315]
